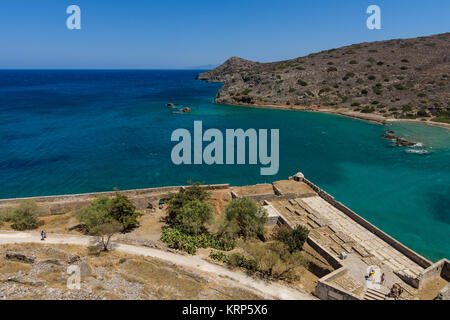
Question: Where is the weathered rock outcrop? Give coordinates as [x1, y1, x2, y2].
[5, 252, 36, 264]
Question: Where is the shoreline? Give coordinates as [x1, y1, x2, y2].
[219, 101, 450, 129]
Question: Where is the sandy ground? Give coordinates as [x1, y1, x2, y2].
[227, 102, 450, 129]
[0, 232, 314, 300]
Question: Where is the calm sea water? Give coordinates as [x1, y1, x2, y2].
[0, 70, 449, 261]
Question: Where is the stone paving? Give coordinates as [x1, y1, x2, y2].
[299, 196, 424, 278]
[267, 181, 428, 299]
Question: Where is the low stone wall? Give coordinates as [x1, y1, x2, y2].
[419, 259, 450, 288]
[306, 237, 343, 270]
[0, 184, 230, 216]
[314, 268, 360, 300]
[302, 178, 432, 269]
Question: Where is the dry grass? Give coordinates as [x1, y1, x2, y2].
[0, 243, 265, 300]
[272, 180, 316, 195]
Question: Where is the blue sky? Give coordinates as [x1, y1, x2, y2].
[0, 0, 449, 69]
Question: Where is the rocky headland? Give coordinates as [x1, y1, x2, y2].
[197, 33, 450, 125]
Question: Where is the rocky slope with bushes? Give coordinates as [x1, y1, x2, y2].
[197, 33, 450, 123]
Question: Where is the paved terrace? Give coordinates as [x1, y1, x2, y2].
[242, 178, 434, 299]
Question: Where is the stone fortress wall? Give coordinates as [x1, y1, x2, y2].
[0, 184, 230, 216]
[1, 173, 448, 300]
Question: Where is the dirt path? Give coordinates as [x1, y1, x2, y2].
[0, 232, 314, 300]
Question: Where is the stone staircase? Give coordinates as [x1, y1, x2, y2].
[363, 288, 386, 300]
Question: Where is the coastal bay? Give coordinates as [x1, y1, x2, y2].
[0, 70, 449, 261]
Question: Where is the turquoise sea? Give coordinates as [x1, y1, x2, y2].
[0, 70, 448, 261]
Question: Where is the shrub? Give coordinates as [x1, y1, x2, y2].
[402, 105, 412, 112]
[297, 79, 308, 86]
[9, 200, 44, 230]
[166, 183, 212, 235]
[417, 109, 429, 117]
[361, 106, 375, 113]
[110, 194, 141, 230]
[368, 75, 376, 80]
[275, 225, 309, 253]
[219, 198, 268, 241]
[319, 87, 331, 95]
[0, 206, 14, 222]
[161, 227, 233, 254]
[244, 241, 306, 280]
[349, 60, 358, 64]
[77, 194, 141, 232]
[326, 67, 337, 72]
[210, 250, 229, 263]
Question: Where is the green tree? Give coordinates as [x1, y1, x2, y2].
[77, 196, 122, 251]
[244, 241, 306, 280]
[110, 194, 141, 230]
[275, 225, 309, 253]
[177, 199, 213, 235]
[165, 182, 212, 235]
[9, 200, 43, 230]
[220, 198, 268, 240]
[77, 194, 140, 232]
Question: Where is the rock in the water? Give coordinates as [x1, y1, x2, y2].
[381, 130, 416, 146]
[5, 252, 36, 264]
[182, 107, 191, 113]
[167, 103, 175, 107]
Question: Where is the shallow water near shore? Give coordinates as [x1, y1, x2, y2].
[0, 70, 449, 261]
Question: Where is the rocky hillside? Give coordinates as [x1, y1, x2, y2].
[197, 33, 450, 122]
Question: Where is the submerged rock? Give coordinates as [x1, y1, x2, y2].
[381, 130, 416, 146]
[181, 107, 191, 113]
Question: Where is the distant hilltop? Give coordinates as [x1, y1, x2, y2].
[197, 33, 450, 123]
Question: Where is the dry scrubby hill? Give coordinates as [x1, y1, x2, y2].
[197, 33, 450, 121]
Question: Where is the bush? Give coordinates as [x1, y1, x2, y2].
[161, 227, 233, 254]
[275, 225, 309, 253]
[0, 206, 14, 222]
[9, 200, 43, 230]
[361, 106, 375, 113]
[166, 183, 212, 235]
[77, 194, 141, 232]
[110, 194, 141, 230]
[327, 67, 337, 72]
[417, 109, 429, 117]
[244, 241, 306, 280]
[210, 250, 229, 263]
[297, 79, 308, 86]
[219, 198, 268, 241]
